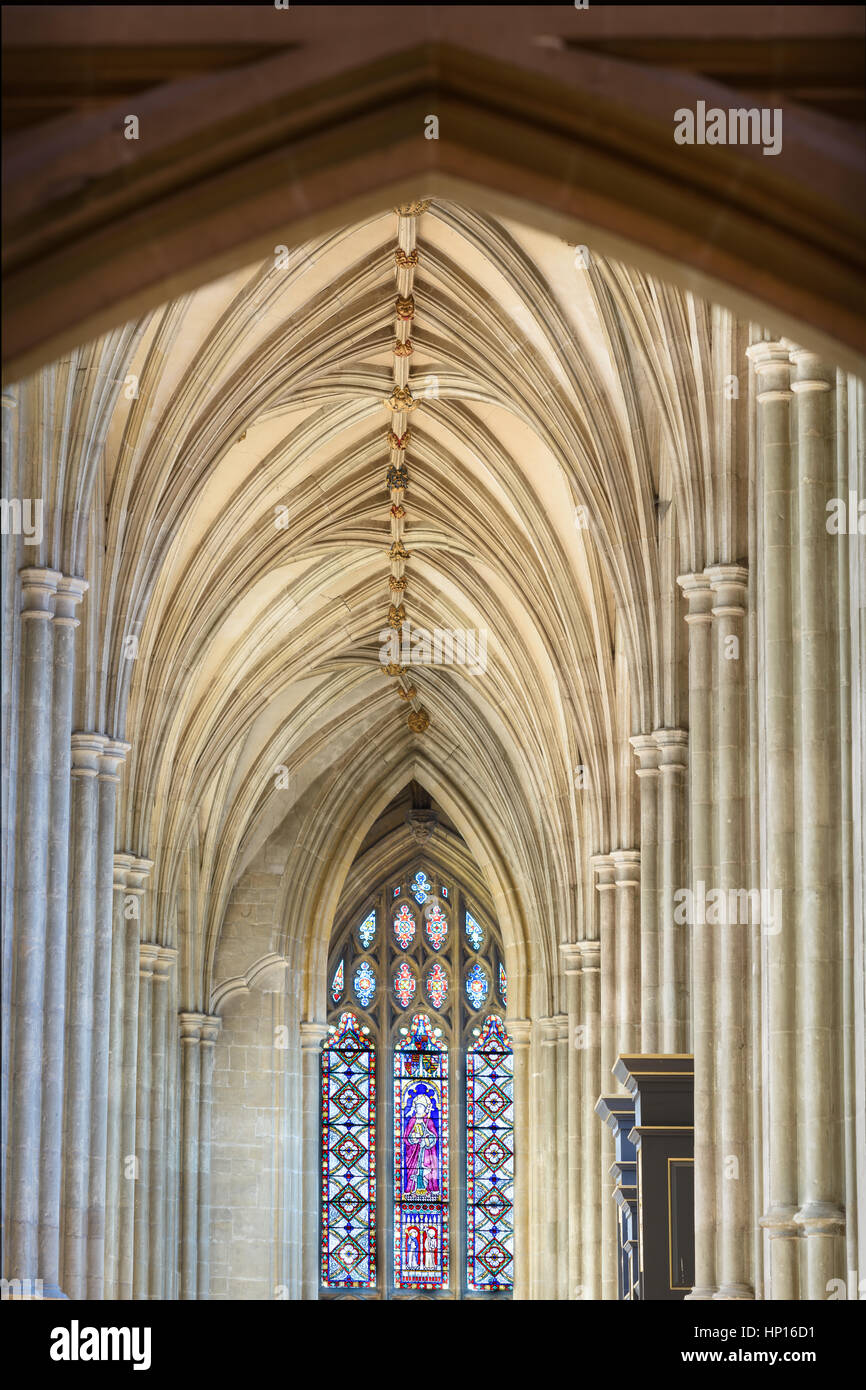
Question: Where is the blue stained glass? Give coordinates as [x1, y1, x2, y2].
[465, 911, 483, 951]
[394, 1014, 448, 1289]
[358, 911, 376, 949]
[354, 962, 376, 1008]
[466, 963, 488, 1009]
[331, 959, 344, 1004]
[467, 1015, 513, 1291]
[321, 1013, 376, 1288]
[411, 871, 432, 904]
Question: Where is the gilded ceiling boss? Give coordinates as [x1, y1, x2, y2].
[384, 201, 432, 734]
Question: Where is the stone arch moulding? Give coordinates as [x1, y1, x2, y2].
[210, 952, 291, 1016]
[3, 13, 865, 381]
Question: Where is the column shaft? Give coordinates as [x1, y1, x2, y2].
[678, 572, 718, 1298]
[747, 342, 799, 1298]
[7, 568, 60, 1282]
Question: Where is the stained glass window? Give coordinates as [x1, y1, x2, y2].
[465, 911, 483, 951]
[394, 1014, 449, 1289]
[354, 962, 376, 1007]
[393, 904, 416, 949]
[394, 960, 416, 1008]
[467, 1015, 514, 1291]
[358, 912, 376, 949]
[321, 1013, 376, 1288]
[466, 962, 488, 1009]
[424, 902, 448, 950]
[325, 872, 511, 1298]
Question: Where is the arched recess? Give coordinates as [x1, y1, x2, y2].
[4, 7, 864, 380]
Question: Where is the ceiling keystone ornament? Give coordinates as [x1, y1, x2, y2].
[382, 662, 405, 678]
[387, 428, 412, 450]
[394, 248, 420, 268]
[387, 603, 406, 627]
[386, 465, 408, 491]
[384, 386, 418, 413]
[393, 339, 414, 357]
[393, 200, 431, 217]
[395, 295, 415, 320]
[398, 686, 417, 701]
[407, 709, 431, 734]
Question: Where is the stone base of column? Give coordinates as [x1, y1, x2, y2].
[714, 1284, 754, 1300]
[685, 1286, 717, 1300]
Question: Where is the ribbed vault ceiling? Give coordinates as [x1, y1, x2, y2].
[77, 199, 735, 1015]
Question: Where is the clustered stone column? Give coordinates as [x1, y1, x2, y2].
[590, 854, 618, 1300]
[677, 570, 717, 1299]
[177, 1010, 221, 1300]
[788, 348, 845, 1293]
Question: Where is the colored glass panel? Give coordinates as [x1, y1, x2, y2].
[426, 962, 448, 1011]
[358, 911, 376, 949]
[394, 1014, 449, 1289]
[354, 962, 376, 1008]
[411, 871, 432, 904]
[467, 1015, 513, 1291]
[331, 959, 344, 1004]
[465, 911, 483, 951]
[393, 904, 416, 950]
[424, 902, 448, 950]
[441, 886, 448, 897]
[321, 1013, 376, 1288]
[499, 961, 507, 1006]
[466, 962, 488, 1009]
[393, 885, 401, 898]
[394, 961, 416, 1008]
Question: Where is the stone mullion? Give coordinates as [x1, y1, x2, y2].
[630, 735, 660, 1052]
[7, 567, 60, 1285]
[655, 730, 689, 1053]
[196, 1016, 220, 1300]
[560, 943, 582, 1299]
[39, 574, 86, 1298]
[87, 739, 130, 1298]
[300, 1020, 328, 1299]
[580, 940, 601, 1300]
[117, 857, 151, 1300]
[62, 730, 107, 1298]
[591, 855, 617, 1300]
[790, 348, 846, 1291]
[707, 564, 752, 1299]
[747, 341, 799, 1299]
[509, 1018, 532, 1300]
[677, 571, 717, 1299]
